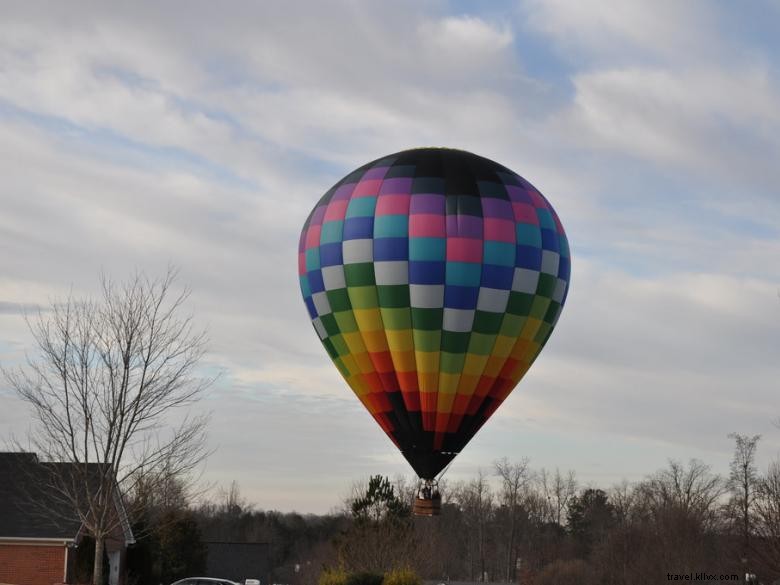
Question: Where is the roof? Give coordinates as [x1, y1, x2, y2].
[0, 452, 133, 543]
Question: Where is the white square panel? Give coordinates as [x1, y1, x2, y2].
[342, 238, 373, 264]
[476, 287, 510, 313]
[321, 265, 346, 290]
[512, 268, 539, 294]
[443, 308, 475, 332]
[553, 278, 568, 303]
[374, 261, 409, 286]
[313, 317, 327, 340]
[312, 291, 332, 316]
[409, 284, 444, 309]
[541, 250, 560, 276]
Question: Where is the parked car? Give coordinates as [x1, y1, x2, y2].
[171, 578, 260, 585]
[171, 579, 240, 585]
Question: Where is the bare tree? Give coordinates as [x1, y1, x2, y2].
[4, 269, 211, 585]
[754, 460, 780, 574]
[453, 471, 493, 581]
[495, 457, 531, 582]
[540, 468, 577, 526]
[727, 433, 761, 554]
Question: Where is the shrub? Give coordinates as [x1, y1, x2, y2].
[535, 559, 595, 585]
[319, 567, 349, 585]
[345, 571, 384, 585]
[383, 568, 422, 585]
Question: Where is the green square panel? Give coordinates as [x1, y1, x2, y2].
[330, 334, 349, 356]
[381, 307, 412, 330]
[335, 359, 350, 378]
[377, 284, 410, 308]
[344, 263, 376, 287]
[534, 322, 552, 344]
[530, 297, 550, 319]
[543, 301, 560, 325]
[499, 313, 525, 337]
[334, 311, 359, 333]
[349, 286, 379, 309]
[321, 337, 337, 360]
[411, 307, 443, 331]
[472, 310, 503, 334]
[440, 351, 466, 374]
[441, 330, 470, 354]
[506, 291, 534, 316]
[468, 332, 496, 355]
[320, 313, 340, 337]
[327, 288, 352, 313]
[536, 273, 556, 297]
[413, 329, 441, 352]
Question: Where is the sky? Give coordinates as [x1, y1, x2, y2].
[0, 0, 779, 514]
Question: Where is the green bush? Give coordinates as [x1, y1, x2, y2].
[383, 568, 422, 585]
[319, 567, 348, 585]
[345, 571, 384, 585]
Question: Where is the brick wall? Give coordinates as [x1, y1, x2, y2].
[0, 543, 65, 585]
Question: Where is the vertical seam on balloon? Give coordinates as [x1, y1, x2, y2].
[449, 175, 516, 442]
[370, 169, 418, 446]
[460, 172, 526, 439]
[473, 179, 557, 431]
[412, 152, 442, 436]
[434, 167, 484, 451]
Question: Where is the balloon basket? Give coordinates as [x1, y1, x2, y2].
[413, 479, 441, 517]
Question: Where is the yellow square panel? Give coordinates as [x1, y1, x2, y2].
[390, 350, 416, 372]
[361, 329, 388, 352]
[385, 329, 414, 352]
[415, 351, 440, 374]
[456, 374, 480, 396]
[437, 392, 456, 413]
[438, 372, 460, 394]
[346, 374, 368, 396]
[418, 372, 439, 393]
[509, 339, 530, 360]
[492, 335, 515, 358]
[462, 354, 489, 376]
[353, 352, 375, 373]
[483, 355, 507, 377]
[353, 307, 383, 331]
[342, 331, 367, 353]
[520, 317, 542, 340]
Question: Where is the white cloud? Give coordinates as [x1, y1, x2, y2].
[564, 66, 780, 181]
[0, 0, 778, 512]
[522, 0, 721, 64]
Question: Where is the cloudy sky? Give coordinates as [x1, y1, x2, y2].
[0, 0, 779, 513]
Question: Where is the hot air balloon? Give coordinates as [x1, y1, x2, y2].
[298, 148, 570, 515]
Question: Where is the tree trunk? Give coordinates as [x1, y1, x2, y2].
[93, 536, 104, 585]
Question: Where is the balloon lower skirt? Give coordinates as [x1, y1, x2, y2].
[402, 448, 458, 481]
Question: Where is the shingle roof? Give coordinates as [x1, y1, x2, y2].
[0, 452, 88, 540]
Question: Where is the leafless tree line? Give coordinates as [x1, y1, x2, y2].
[292, 433, 780, 585]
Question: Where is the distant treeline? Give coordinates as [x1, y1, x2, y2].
[128, 433, 780, 585]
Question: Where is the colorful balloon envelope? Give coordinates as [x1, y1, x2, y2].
[299, 148, 570, 480]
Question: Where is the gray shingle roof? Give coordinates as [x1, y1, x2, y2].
[0, 452, 88, 540]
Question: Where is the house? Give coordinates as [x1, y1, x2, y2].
[0, 452, 135, 585]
